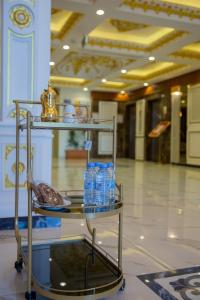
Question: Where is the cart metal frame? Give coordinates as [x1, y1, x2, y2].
[14, 100, 124, 300]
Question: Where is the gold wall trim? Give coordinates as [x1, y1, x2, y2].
[52, 12, 82, 39]
[122, 0, 200, 20]
[123, 64, 185, 81]
[88, 30, 185, 52]
[9, 108, 28, 119]
[4, 174, 26, 189]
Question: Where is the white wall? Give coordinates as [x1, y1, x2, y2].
[57, 88, 91, 158]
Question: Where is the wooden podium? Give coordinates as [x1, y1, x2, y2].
[148, 121, 171, 163]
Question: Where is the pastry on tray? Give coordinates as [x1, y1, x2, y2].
[31, 182, 44, 203]
[38, 183, 64, 206]
[31, 182, 64, 206]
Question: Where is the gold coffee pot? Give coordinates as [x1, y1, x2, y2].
[40, 83, 58, 122]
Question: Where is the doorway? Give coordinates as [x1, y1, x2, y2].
[146, 99, 161, 162]
[126, 104, 136, 158]
[180, 98, 187, 163]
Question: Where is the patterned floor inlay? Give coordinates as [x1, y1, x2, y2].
[138, 266, 200, 300]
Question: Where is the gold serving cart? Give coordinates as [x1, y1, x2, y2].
[14, 100, 125, 300]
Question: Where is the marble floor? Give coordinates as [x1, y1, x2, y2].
[1, 159, 200, 300]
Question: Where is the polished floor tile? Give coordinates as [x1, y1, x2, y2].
[1, 159, 200, 300]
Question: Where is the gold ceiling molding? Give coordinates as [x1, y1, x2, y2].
[88, 30, 185, 52]
[110, 19, 148, 32]
[122, 0, 200, 20]
[161, 0, 200, 9]
[50, 76, 89, 87]
[100, 80, 129, 89]
[51, 12, 82, 39]
[58, 51, 134, 77]
[122, 64, 185, 80]
[51, 8, 60, 15]
[172, 49, 200, 59]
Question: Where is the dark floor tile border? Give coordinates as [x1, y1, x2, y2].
[0, 216, 61, 230]
[137, 265, 200, 300]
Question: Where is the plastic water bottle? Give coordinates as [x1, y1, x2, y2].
[107, 162, 115, 204]
[83, 162, 95, 206]
[95, 163, 109, 206]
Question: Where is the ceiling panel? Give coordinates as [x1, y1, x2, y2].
[50, 0, 200, 92]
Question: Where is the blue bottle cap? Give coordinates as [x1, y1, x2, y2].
[107, 162, 114, 167]
[95, 162, 102, 167]
[87, 162, 95, 168]
[100, 163, 107, 169]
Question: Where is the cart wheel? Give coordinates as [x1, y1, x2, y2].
[119, 278, 126, 291]
[14, 259, 23, 273]
[25, 291, 36, 300]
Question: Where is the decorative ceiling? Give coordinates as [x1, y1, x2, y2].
[51, 0, 200, 91]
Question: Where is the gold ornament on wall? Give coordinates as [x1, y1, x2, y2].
[12, 162, 25, 174]
[10, 6, 32, 28]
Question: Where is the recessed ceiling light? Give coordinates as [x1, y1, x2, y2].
[80, 222, 84, 226]
[121, 69, 127, 74]
[83, 87, 88, 91]
[49, 61, 55, 66]
[120, 90, 125, 94]
[63, 45, 70, 50]
[148, 56, 155, 61]
[101, 78, 107, 83]
[60, 282, 67, 287]
[140, 235, 145, 240]
[144, 82, 148, 87]
[96, 9, 105, 16]
[97, 241, 102, 245]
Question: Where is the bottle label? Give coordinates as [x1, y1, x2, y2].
[84, 182, 93, 189]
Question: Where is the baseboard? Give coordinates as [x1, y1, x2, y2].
[0, 216, 61, 230]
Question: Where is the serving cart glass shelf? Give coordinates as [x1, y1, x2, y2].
[21, 235, 123, 299]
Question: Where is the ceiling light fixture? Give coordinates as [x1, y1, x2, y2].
[96, 9, 105, 16]
[121, 69, 127, 74]
[173, 91, 182, 96]
[101, 78, 107, 83]
[140, 235, 145, 240]
[63, 45, 70, 50]
[148, 56, 155, 61]
[120, 90, 125, 94]
[144, 82, 148, 87]
[83, 87, 88, 91]
[49, 61, 55, 66]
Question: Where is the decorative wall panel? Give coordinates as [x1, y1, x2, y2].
[0, 0, 52, 220]
[187, 84, 200, 165]
[98, 101, 118, 155]
[7, 30, 34, 106]
[135, 99, 146, 160]
[170, 94, 180, 163]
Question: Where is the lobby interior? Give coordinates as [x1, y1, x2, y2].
[1, 1, 200, 300]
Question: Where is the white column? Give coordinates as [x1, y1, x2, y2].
[0, 0, 52, 218]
